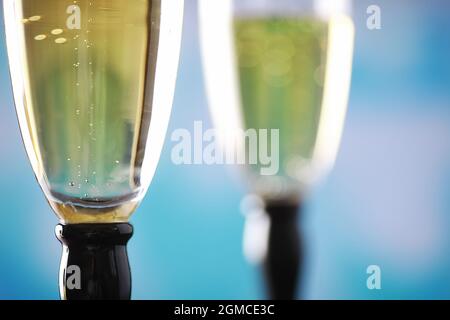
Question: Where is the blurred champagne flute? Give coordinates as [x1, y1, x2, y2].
[199, 0, 354, 299]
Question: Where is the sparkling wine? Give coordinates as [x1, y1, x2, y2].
[232, 17, 353, 199]
[235, 18, 328, 176]
[4, 0, 180, 223]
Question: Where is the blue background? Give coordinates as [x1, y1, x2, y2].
[2, 0, 450, 299]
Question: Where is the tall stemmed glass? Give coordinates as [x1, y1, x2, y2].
[4, 0, 184, 299]
[199, 0, 354, 299]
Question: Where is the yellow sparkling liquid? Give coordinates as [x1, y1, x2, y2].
[9, 0, 159, 223]
[234, 18, 328, 198]
[233, 16, 354, 200]
[235, 18, 329, 164]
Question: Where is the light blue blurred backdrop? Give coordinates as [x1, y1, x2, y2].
[2, 0, 450, 299]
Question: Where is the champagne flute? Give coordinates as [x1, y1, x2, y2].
[199, 0, 354, 299]
[4, 0, 184, 299]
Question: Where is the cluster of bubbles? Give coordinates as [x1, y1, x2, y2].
[22, 15, 68, 44]
[235, 18, 327, 88]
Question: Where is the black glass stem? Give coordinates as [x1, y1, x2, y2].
[263, 200, 302, 300]
[55, 223, 133, 300]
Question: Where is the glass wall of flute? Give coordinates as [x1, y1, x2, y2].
[4, 0, 184, 299]
[199, 0, 354, 299]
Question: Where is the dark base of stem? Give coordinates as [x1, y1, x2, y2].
[55, 223, 133, 300]
[263, 200, 302, 300]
